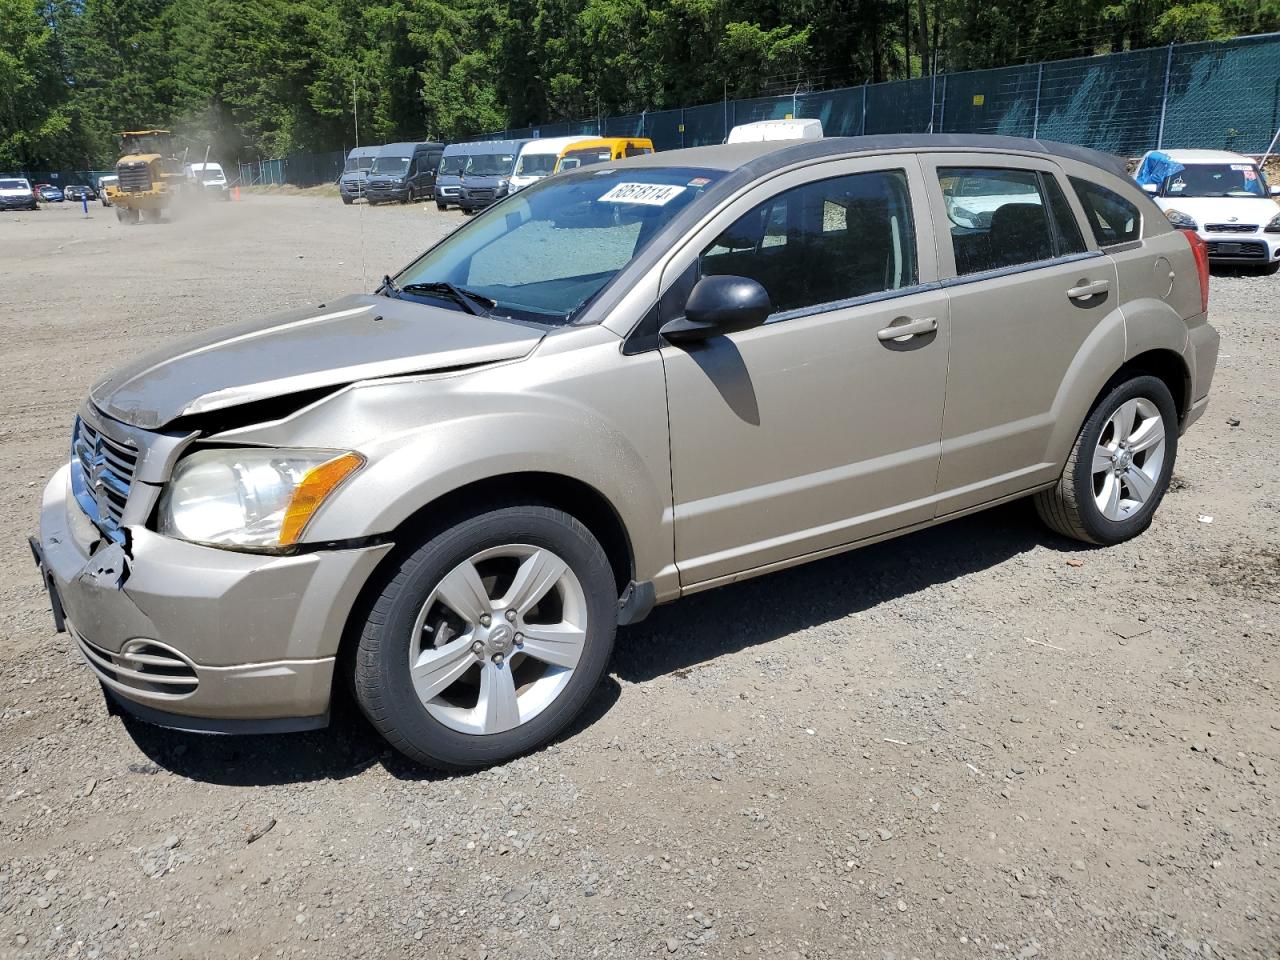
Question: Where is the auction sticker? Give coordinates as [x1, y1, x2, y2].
[598, 182, 685, 205]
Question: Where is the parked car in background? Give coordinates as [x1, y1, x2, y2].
[458, 139, 529, 213]
[726, 118, 823, 143]
[339, 145, 381, 204]
[0, 177, 39, 210]
[64, 184, 98, 202]
[97, 175, 118, 206]
[36, 184, 64, 202]
[1135, 149, 1280, 274]
[366, 142, 446, 205]
[553, 137, 654, 173]
[33, 135, 1217, 772]
[186, 162, 230, 200]
[435, 143, 472, 210]
[508, 136, 595, 192]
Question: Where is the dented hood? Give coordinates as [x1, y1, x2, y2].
[90, 293, 544, 429]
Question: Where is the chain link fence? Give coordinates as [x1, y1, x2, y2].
[482, 31, 1280, 156]
[65, 31, 1272, 190]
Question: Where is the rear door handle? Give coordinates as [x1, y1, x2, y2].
[877, 316, 937, 342]
[1066, 279, 1111, 300]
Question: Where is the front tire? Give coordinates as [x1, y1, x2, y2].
[1259, 261, 1279, 276]
[353, 505, 617, 770]
[436, 201, 447, 211]
[1035, 374, 1178, 545]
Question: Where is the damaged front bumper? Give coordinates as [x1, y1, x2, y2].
[33, 464, 392, 733]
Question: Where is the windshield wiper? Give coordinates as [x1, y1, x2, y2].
[377, 274, 400, 297]
[400, 281, 496, 316]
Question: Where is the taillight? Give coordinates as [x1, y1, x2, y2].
[1183, 229, 1210, 314]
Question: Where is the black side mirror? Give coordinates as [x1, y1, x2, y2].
[660, 274, 772, 343]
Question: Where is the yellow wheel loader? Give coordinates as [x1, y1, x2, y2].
[104, 130, 188, 224]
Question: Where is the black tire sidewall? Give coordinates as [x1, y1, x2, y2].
[356, 507, 617, 770]
[1070, 375, 1178, 544]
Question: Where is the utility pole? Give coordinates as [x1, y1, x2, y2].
[353, 75, 360, 148]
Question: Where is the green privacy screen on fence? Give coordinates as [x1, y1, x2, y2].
[483, 31, 1280, 157]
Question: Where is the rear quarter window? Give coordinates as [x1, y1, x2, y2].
[1070, 177, 1142, 246]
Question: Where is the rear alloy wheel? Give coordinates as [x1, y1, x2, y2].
[1035, 374, 1177, 545]
[354, 505, 616, 770]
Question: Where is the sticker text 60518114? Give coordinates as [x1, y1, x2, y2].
[597, 182, 686, 206]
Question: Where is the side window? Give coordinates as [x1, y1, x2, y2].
[698, 169, 917, 315]
[1043, 176, 1087, 255]
[1069, 177, 1142, 246]
[937, 167, 1084, 275]
[624, 143, 648, 158]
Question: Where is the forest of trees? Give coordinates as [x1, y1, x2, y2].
[2, 0, 1277, 169]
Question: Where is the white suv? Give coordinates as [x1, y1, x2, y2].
[1137, 149, 1280, 273]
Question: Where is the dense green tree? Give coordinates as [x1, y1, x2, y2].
[0, 0, 1275, 168]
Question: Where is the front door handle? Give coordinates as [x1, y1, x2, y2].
[877, 316, 938, 342]
[1066, 279, 1111, 301]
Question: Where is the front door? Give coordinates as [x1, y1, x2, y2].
[661, 156, 951, 588]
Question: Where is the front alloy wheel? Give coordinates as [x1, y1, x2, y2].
[409, 545, 588, 735]
[353, 505, 616, 770]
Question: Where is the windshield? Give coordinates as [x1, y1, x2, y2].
[466, 153, 517, 176]
[371, 156, 411, 176]
[394, 167, 724, 325]
[344, 156, 374, 172]
[1162, 163, 1269, 198]
[0, 179, 29, 190]
[559, 147, 614, 171]
[121, 135, 170, 156]
[439, 155, 466, 176]
[514, 153, 557, 177]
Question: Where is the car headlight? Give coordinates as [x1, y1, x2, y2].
[1164, 209, 1198, 230]
[1266, 212, 1280, 233]
[158, 448, 364, 550]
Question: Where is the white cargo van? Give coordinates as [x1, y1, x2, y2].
[726, 118, 823, 144]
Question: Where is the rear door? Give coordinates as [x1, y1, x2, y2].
[917, 153, 1123, 514]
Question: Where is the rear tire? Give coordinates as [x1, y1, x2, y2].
[353, 505, 617, 770]
[1034, 374, 1178, 545]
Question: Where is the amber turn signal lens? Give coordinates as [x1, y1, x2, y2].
[278, 452, 365, 546]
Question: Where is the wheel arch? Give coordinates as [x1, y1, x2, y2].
[333, 471, 637, 691]
[1110, 348, 1190, 422]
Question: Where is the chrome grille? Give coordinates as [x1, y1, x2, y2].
[71, 416, 138, 540]
[1205, 223, 1258, 234]
[117, 162, 152, 193]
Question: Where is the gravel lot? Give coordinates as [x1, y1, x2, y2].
[1, 194, 1277, 960]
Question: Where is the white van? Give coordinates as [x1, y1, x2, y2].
[186, 162, 230, 199]
[726, 118, 823, 144]
[509, 136, 597, 191]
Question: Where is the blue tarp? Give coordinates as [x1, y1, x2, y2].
[1135, 151, 1184, 187]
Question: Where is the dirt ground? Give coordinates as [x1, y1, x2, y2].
[0, 195, 1277, 960]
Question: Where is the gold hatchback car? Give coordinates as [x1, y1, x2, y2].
[34, 135, 1217, 769]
